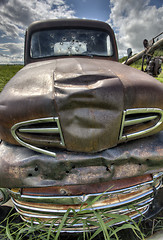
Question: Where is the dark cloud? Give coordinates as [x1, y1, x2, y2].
[2, 2, 34, 27]
[0, 21, 21, 38]
[0, 0, 9, 6]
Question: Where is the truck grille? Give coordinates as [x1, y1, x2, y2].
[9, 173, 162, 233]
[119, 108, 163, 142]
[11, 117, 65, 157]
[11, 108, 163, 157]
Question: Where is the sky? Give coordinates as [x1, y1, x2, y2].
[0, 0, 162, 64]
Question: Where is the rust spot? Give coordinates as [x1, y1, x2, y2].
[22, 174, 152, 196]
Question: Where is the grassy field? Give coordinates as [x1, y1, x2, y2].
[156, 71, 163, 83]
[130, 60, 163, 83]
[119, 48, 163, 83]
[119, 57, 163, 83]
[0, 65, 23, 92]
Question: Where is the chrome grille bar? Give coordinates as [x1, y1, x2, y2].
[10, 173, 162, 213]
[21, 207, 149, 233]
[124, 115, 157, 127]
[11, 189, 154, 214]
[19, 128, 60, 134]
[14, 204, 149, 223]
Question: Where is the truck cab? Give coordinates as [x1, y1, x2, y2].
[0, 19, 163, 233]
[24, 19, 118, 65]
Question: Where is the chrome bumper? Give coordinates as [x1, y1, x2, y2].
[9, 173, 163, 232]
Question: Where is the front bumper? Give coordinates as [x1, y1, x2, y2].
[0, 131, 163, 188]
[0, 132, 162, 232]
[8, 173, 163, 232]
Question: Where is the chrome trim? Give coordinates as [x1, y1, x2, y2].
[10, 173, 162, 232]
[11, 117, 65, 157]
[124, 115, 157, 127]
[119, 108, 163, 141]
[17, 205, 150, 233]
[10, 177, 161, 215]
[14, 204, 149, 223]
[19, 128, 60, 134]
[11, 182, 154, 205]
[9, 174, 162, 205]
[153, 172, 163, 179]
[11, 188, 154, 213]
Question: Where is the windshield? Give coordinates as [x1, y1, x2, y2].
[30, 28, 113, 58]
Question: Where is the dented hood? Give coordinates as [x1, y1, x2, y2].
[0, 58, 162, 153]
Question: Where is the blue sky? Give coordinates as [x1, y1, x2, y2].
[66, 0, 111, 21]
[0, 0, 162, 64]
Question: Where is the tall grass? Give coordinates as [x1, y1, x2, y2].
[0, 205, 148, 240]
[0, 203, 162, 240]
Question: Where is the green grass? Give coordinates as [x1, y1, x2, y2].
[0, 204, 162, 240]
[156, 71, 163, 83]
[0, 206, 150, 240]
[0, 65, 23, 92]
[123, 46, 163, 83]
[131, 63, 163, 83]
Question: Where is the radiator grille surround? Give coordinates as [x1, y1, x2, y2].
[11, 108, 163, 157]
[119, 108, 163, 142]
[11, 117, 65, 157]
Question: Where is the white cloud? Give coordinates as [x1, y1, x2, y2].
[0, 0, 76, 64]
[0, 42, 24, 64]
[108, 0, 163, 57]
[0, 42, 24, 55]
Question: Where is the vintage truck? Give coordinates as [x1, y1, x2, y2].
[0, 19, 163, 232]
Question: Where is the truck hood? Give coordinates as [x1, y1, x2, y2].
[0, 58, 162, 153]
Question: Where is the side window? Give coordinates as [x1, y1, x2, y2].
[30, 32, 40, 58]
[107, 35, 113, 56]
